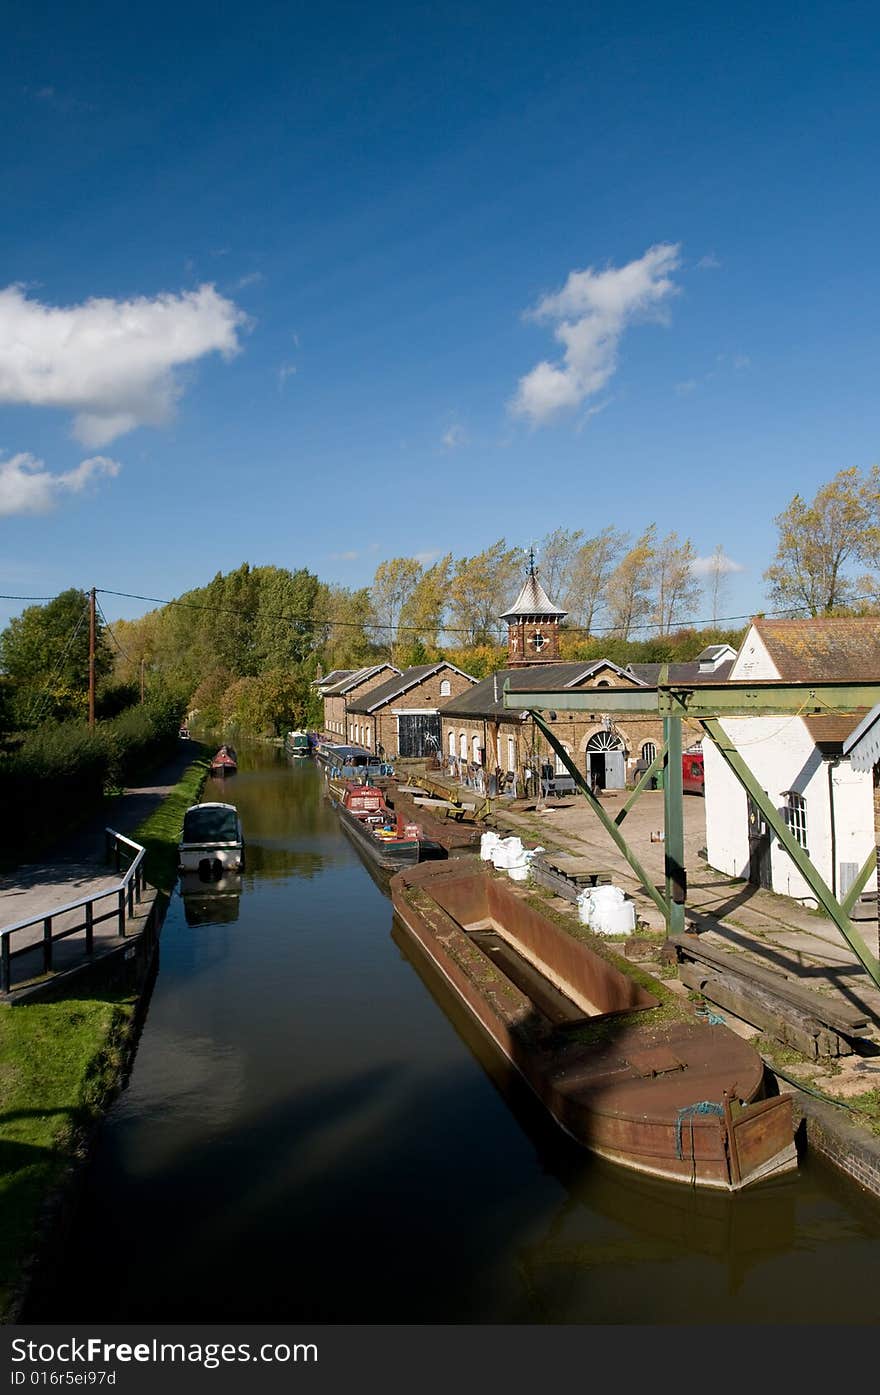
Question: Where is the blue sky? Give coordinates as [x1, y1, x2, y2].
[2, 0, 879, 634]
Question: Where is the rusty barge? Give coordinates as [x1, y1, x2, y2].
[390, 860, 798, 1190]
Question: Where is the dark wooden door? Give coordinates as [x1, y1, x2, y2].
[746, 794, 772, 889]
[397, 713, 441, 758]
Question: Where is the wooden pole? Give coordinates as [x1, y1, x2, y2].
[88, 587, 96, 729]
[140, 657, 145, 704]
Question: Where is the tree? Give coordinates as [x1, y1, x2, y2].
[0, 588, 112, 726]
[764, 466, 880, 615]
[448, 541, 522, 646]
[703, 544, 733, 623]
[535, 528, 583, 606]
[370, 558, 423, 662]
[398, 554, 452, 652]
[653, 532, 702, 635]
[566, 527, 628, 633]
[315, 583, 377, 671]
[606, 527, 656, 640]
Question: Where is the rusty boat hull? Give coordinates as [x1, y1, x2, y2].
[390, 861, 797, 1191]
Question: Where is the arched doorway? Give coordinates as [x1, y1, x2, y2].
[585, 730, 626, 791]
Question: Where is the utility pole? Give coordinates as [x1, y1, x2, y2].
[140, 657, 145, 704]
[88, 587, 96, 729]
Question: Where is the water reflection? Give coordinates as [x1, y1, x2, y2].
[31, 742, 880, 1324]
[179, 871, 242, 927]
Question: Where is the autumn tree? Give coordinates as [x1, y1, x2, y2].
[370, 557, 423, 662]
[764, 466, 880, 615]
[606, 527, 656, 640]
[535, 528, 583, 606]
[315, 583, 376, 671]
[447, 541, 522, 647]
[398, 554, 452, 652]
[653, 532, 702, 634]
[565, 527, 628, 633]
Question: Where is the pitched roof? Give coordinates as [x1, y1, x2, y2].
[347, 662, 476, 713]
[311, 668, 353, 688]
[803, 713, 867, 755]
[499, 568, 567, 622]
[321, 663, 401, 696]
[628, 659, 735, 685]
[442, 661, 642, 719]
[752, 617, 880, 681]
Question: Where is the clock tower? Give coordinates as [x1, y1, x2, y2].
[501, 550, 567, 667]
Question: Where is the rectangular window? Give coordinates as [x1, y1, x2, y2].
[784, 792, 808, 852]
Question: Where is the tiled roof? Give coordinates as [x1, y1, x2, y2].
[628, 659, 735, 685]
[803, 713, 867, 754]
[321, 663, 401, 696]
[347, 663, 475, 713]
[442, 661, 639, 719]
[753, 617, 880, 681]
[312, 668, 353, 688]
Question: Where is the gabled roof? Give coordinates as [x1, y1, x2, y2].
[347, 662, 477, 714]
[499, 568, 567, 622]
[628, 658, 735, 685]
[321, 663, 401, 696]
[442, 661, 643, 719]
[312, 668, 353, 689]
[751, 616, 880, 681]
[803, 713, 868, 756]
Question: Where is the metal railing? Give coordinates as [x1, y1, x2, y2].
[0, 829, 148, 994]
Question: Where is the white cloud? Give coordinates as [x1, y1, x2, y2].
[511, 243, 681, 425]
[0, 283, 248, 446]
[697, 253, 721, 270]
[0, 451, 120, 517]
[278, 361, 297, 387]
[441, 423, 467, 449]
[413, 549, 442, 566]
[691, 550, 744, 578]
[236, 271, 265, 289]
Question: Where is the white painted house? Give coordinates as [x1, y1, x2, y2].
[704, 617, 880, 906]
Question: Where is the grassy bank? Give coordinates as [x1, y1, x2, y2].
[131, 752, 210, 892]
[0, 753, 209, 1321]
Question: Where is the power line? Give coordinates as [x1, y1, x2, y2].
[94, 585, 880, 640]
[95, 598, 130, 660]
[25, 601, 90, 726]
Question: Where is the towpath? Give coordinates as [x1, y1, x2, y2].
[0, 741, 203, 980]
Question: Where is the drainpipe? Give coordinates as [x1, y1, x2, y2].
[828, 757, 839, 898]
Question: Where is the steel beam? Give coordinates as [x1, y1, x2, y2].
[529, 711, 670, 924]
[503, 678, 880, 719]
[841, 846, 877, 917]
[663, 717, 686, 932]
[701, 717, 880, 989]
[614, 743, 668, 826]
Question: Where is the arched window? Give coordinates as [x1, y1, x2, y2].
[472, 734, 482, 765]
[460, 732, 467, 759]
[448, 729, 456, 756]
[364, 728, 371, 748]
[440, 679, 451, 697]
[642, 741, 657, 764]
[784, 792, 808, 851]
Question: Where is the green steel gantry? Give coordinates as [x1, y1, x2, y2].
[502, 675, 880, 990]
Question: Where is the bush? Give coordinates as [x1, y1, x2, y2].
[0, 722, 109, 858]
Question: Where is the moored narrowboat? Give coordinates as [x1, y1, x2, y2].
[331, 781, 443, 871]
[178, 802, 244, 878]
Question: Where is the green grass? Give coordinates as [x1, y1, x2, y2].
[131, 754, 210, 892]
[0, 753, 209, 1320]
[0, 991, 136, 1320]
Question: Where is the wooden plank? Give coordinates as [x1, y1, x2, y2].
[669, 932, 868, 1031]
[678, 961, 853, 1059]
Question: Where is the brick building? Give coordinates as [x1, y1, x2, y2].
[439, 557, 708, 791]
[346, 662, 476, 757]
[320, 664, 401, 740]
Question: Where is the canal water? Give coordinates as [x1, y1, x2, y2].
[42, 743, 880, 1322]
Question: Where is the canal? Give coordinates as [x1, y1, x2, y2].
[41, 743, 880, 1322]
